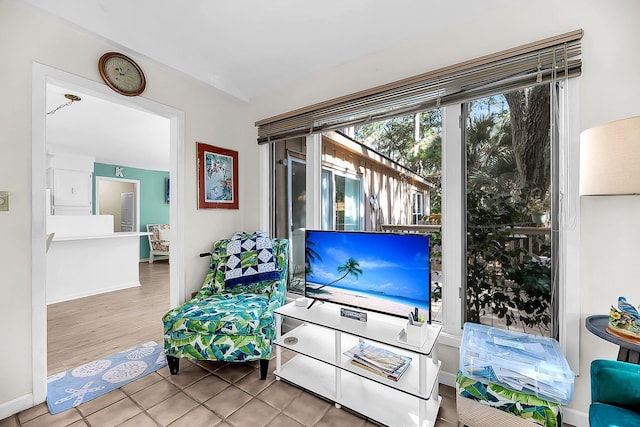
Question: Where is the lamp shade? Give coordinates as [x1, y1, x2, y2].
[580, 115, 640, 195]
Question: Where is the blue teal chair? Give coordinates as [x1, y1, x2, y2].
[590, 359, 640, 426]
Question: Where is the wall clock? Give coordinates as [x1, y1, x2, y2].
[98, 52, 146, 96]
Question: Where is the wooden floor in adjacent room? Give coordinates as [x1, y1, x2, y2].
[47, 260, 170, 376]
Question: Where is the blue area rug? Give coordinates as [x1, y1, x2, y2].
[47, 341, 167, 414]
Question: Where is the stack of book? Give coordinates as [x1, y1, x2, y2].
[344, 341, 412, 381]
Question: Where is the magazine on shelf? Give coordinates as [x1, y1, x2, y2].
[350, 358, 410, 381]
[345, 341, 412, 381]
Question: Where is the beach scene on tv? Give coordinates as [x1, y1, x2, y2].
[305, 230, 431, 320]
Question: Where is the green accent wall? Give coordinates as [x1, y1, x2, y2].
[93, 163, 169, 260]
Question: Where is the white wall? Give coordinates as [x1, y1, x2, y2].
[250, 0, 640, 424]
[47, 151, 94, 172]
[0, 0, 257, 417]
[98, 180, 134, 231]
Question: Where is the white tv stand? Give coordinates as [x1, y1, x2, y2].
[274, 301, 442, 427]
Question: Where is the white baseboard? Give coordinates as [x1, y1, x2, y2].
[562, 407, 588, 427]
[46, 281, 141, 305]
[147, 255, 169, 263]
[439, 370, 457, 388]
[0, 393, 36, 421]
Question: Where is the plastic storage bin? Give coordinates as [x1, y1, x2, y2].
[459, 322, 574, 404]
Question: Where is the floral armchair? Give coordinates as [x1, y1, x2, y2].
[162, 235, 288, 380]
[147, 224, 170, 264]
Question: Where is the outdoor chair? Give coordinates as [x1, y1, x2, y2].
[162, 233, 288, 380]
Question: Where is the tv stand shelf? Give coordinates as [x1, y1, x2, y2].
[274, 301, 442, 427]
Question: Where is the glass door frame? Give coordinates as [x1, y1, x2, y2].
[287, 156, 307, 294]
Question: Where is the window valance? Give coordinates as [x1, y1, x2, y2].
[256, 30, 582, 144]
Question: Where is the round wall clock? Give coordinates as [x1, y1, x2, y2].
[98, 52, 146, 96]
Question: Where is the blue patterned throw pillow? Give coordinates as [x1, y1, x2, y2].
[224, 231, 281, 290]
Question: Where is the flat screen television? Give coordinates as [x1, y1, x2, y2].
[304, 230, 431, 322]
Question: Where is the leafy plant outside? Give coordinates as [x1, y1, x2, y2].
[353, 91, 553, 334]
[466, 187, 551, 333]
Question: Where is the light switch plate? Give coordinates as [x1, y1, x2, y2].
[0, 191, 8, 211]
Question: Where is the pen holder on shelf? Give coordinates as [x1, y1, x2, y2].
[405, 321, 428, 347]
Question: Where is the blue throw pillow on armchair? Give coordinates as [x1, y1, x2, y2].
[224, 231, 281, 291]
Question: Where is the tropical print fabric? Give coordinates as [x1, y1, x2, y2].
[456, 371, 561, 427]
[163, 238, 288, 363]
[167, 294, 268, 335]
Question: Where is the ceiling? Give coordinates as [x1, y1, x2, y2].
[23, 0, 518, 101]
[26, 0, 518, 171]
[46, 83, 171, 171]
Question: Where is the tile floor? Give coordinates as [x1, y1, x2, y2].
[4, 258, 461, 427]
[3, 262, 574, 427]
[0, 356, 460, 427]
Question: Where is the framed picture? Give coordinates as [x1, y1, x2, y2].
[197, 142, 239, 209]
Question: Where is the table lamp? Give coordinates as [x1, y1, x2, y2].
[581, 116, 640, 362]
[580, 115, 640, 195]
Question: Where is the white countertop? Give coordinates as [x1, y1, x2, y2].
[52, 231, 151, 242]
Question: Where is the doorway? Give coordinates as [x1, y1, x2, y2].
[96, 177, 140, 232]
[31, 63, 185, 402]
[45, 85, 168, 373]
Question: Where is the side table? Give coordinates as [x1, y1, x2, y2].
[585, 315, 640, 364]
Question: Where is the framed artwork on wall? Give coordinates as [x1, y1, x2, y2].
[197, 142, 239, 209]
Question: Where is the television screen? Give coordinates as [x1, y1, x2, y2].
[305, 230, 431, 321]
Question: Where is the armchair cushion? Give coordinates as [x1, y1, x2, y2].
[590, 403, 640, 427]
[590, 359, 640, 427]
[164, 293, 269, 336]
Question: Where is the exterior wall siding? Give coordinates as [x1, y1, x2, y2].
[321, 133, 431, 231]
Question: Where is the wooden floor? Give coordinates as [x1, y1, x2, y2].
[47, 260, 170, 375]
